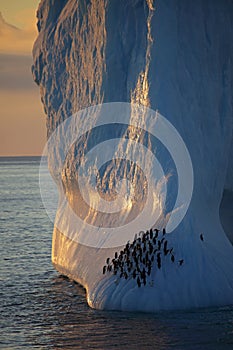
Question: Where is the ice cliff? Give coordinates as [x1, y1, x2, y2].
[32, 0, 233, 311]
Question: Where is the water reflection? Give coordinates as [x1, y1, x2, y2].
[29, 275, 232, 350]
[38, 275, 170, 349]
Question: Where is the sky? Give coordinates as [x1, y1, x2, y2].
[0, 0, 46, 156]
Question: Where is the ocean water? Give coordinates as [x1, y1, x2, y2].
[0, 157, 233, 350]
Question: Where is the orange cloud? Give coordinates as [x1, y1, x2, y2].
[0, 11, 37, 55]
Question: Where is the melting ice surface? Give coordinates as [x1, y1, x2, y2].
[33, 0, 233, 311]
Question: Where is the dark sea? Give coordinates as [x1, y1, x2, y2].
[0, 157, 233, 349]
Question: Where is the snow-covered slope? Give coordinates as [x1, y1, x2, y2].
[32, 0, 233, 311]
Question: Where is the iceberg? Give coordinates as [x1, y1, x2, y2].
[33, 0, 233, 311]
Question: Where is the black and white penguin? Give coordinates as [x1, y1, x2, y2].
[103, 265, 106, 274]
[154, 229, 159, 238]
[179, 259, 184, 266]
[163, 240, 169, 255]
[149, 242, 153, 255]
[200, 234, 204, 241]
[157, 252, 161, 269]
[137, 276, 141, 287]
[150, 228, 153, 239]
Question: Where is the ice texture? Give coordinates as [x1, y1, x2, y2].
[32, 0, 233, 311]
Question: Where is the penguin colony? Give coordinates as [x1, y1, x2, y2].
[102, 228, 185, 288]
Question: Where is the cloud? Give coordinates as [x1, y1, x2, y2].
[0, 11, 37, 55]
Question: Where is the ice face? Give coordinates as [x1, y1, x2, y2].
[33, 0, 233, 311]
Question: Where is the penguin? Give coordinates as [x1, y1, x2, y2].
[115, 251, 118, 259]
[103, 265, 106, 274]
[150, 228, 153, 239]
[163, 228, 166, 235]
[171, 255, 175, 263]
[138, 247, 142, 257]
[154, 229, 159, 238]
[179, 259, 184, 266]
[157, 252, 161, 269]
[200, 234, 204, 241]
[163, 240, 169, 255]
[149, 242, 153, 255]
[137, 276, 141, 287]
[106, 257, 110, 265]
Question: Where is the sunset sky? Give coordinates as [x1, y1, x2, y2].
[0, 0, 46, 156]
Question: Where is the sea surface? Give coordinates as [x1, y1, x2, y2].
[0, 157, 233, 350]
